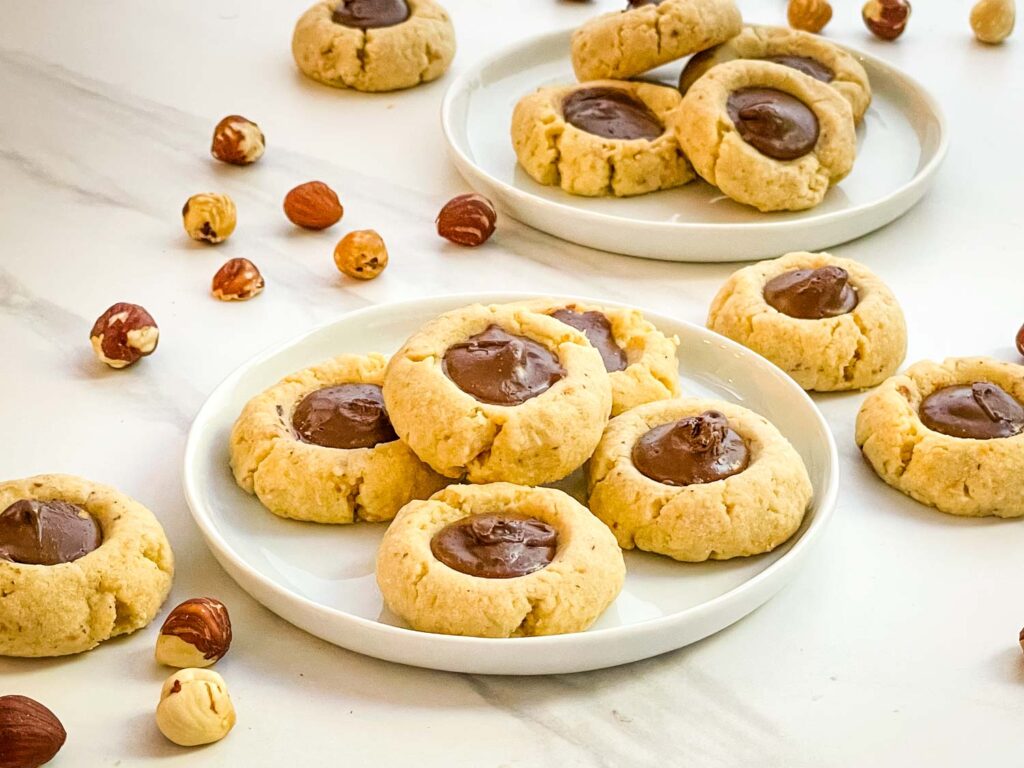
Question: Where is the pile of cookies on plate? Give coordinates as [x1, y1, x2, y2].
[511, 0, 871, 212]
[230, 299, 814, 638]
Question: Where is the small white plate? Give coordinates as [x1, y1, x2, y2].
[183, 294, 838, 675]
[440, 29, 947, 262]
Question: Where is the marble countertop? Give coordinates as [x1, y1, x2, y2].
[1, 0, 1022, 765]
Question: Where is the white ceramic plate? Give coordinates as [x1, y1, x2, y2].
[440, 29, 947, 262]
[183, 294, 838, 675]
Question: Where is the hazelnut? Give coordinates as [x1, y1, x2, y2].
[436, 194, 498, 247]
[156, 668, 236, 747]
[89, 302, 159, 369]
[0, 695, 67, 768]
[971, 0, 1015, 43]
[1016, 322, 1024, 357]
[862, 0, 911, 40]
[334, 230, 389, 280]
[211, 115, 265, 165]
[211, 258, 264, 302]
[156, 597, 233, 668]
[787, 0, 833, 32]
[1019, 626, 1024, 653]
[283, 181, 344, 230]
[182, 193, 236, 244]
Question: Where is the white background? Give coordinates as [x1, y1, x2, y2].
[1, 0, 1022, 765]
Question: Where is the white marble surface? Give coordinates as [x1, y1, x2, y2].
[1, 0, 1022, 764]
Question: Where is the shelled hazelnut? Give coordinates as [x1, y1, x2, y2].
[0, 695, 66, 768]
[970, 0, 1015, 43]
[156, 669, 236, 747]
[212, 258, 264, 301]
[283, 181, 344, 230]
[1015, 323, 1024, 357]
[183, 193, 237, 244]
[334, 230, 389, 280]
[89, 302, 159, 369]
[862, 0, 911, 39]
[787, 0, 832, 33]
[211, 115, 265, 165]
[156, 597, 233, 668]
[436, 194, 497, 247]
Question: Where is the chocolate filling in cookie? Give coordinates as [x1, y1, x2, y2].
[430, 513, 558, 578]
[0, 499, 103, 565]
[442, 325, 565, 406]
[763, 266, 858, 319]
[919, 382, 1024, 440]
[633, 410, 750, 486]
[626, 0, 662, 7]
[761, 55, 835, 83]
[332, 0, 410, 29]
[726, 88, 819, 160]
[550, 308, 628, 373]
[292, 383, 398, 449]
[562, 87, 664, 142]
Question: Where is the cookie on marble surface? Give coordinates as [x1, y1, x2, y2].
[0, 474, 174, 657]
[588, 398, 812, 562]
[291, 0, 455, 93]
[570, 0, 742, 82]
[376, 483, 625, 637]
[511, 80, 693, 197]
[510, 298, 680, 415]
[382, 303, 612, 485]
[707, 251, 906, 392]
[856, 357, 1024, 517]
[230, 353, 448, 524]
[671, 60, 856, 212]
[679, 26, 872, 122]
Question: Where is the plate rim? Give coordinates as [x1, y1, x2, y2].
[439, 26, 949, 233]
[183, 292, 840, 660]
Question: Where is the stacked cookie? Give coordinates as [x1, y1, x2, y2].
[230, 299, 814, 638]
[512, 4, 871, 212]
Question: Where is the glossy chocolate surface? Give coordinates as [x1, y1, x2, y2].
[332, 0, 409, 29]
[292, 383, 397, 449]
[632, 411, 750, 486]
[919, 382, 1024, 440]
[763, 266, 858, 319]
[430, 513, 558, 579]
[562, 87, 663, 141]
[762, 55, 835, 83]
[0, 499, 102, 565]
[442, 325, 565, 406]
[551, 308, 628, 373]
[726, 87, 819, 160]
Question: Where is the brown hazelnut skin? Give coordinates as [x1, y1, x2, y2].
[89, 302, 159, 369]
[155, 597, 233, 668]
[212, 258, 265, 301]
[334, 230, 389, 280]
[211, 115, 265, 165]
[862, 0, 911, 40]
[0, 695, 67, 768]
[436, 194, 497, 247]
[283, 181, 344, 230]
[1015, 323, 1024, 358]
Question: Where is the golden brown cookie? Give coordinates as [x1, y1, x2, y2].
[511, 80, 693, 197]
[856, 357, 1024, 517]
[230, 353, 448, 524]
[679, 26, 871, 122]
[707, 251, 906, 391]
[376, 483, 625, 637]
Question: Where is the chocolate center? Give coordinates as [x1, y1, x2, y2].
[919, 382, 1024, 440]
[550, 309, 628, 373]
[430, 514, 558, 579]
[562, 87, 663, 142]
[632, 411, 750, 486]
[626, 0, 661, 6]
[726, 87, 819, 160]
[332, 0, 409, 29]
[0, 499, 103, 565]
[763, 266, 858, 319]
[292, 383, 397, 450]
[762, 55, 835, 83]
[442, 325, 565, 406]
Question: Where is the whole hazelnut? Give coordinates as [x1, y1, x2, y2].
[0, 695, 67, 768]
[787, 0, 833, 33]
[211, 115, 265, 165]
[334, 230, 389, 280]
[89, 302, 159, 369]
[156, 668, 236, 747]
[182, 193, 237, 244]
[862, 0, 911, 40]
[436, 194, 497, 247]
[156, 597, 233, 669]
[211, 258, 264, 301]
[1015, 322, 1024, 357]
[283, 181, 344, 230]
[971, 0, 1015, 43]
